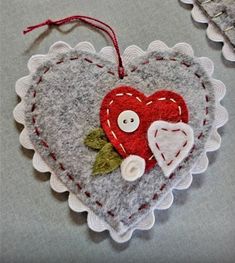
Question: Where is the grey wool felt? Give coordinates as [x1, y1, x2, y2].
[24, 49, 215, 233]
[197, 0, 235, 47]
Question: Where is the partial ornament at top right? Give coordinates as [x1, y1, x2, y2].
[180, 0, 235, 61]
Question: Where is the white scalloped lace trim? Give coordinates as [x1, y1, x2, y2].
[13, 40, 228, 243]
[180, 0, 235, 62]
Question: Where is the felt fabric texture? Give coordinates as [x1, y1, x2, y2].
[84, 128, 108, 150]
[92, 143, 122, 175]
[121, 155, 146, 181]
[148, 121, 194, 178]
[100, 86, 189, 171]
[197, 0, 235, 47]
[24, 48, 215, 233]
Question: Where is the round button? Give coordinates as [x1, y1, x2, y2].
[117, 110, 140, 133]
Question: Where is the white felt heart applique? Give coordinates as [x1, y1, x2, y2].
[148, 121, 194, 177]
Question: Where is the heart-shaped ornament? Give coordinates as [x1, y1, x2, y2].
[14, 40, 227, 242]
[148, 121, 194, 178]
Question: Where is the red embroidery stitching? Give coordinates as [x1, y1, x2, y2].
[169, 173, 176, 179]
[76, 182, 82, 190]
[56, 60, 64, 64]
[44, 67, 50, 74]
[50, 152, 57, 161]
[156, 56, 164, 60]
[142, 60, 149, 65]
[84, 58, 93, 63]
[70, 57, 79, 61]
[41, 140, 49, 148]
[130, 66, 137, 72]
[138, 203, 149, 211]
[194, 72, 201, 79]
[34, 127, 40, 136]
[160, 184, 166, 191]
[161, 153, 166, 161]
[36, 76, 42, 84]
[181, 61, 191, 67]
[175, 150, 181, 158]
[197, 132, 204, 139]
[67, 174, 74, 181]
[167, 160, 173, 166]
[152, 193, 158, 200]
[107, 211, 114, 217]
[107, 70, 115, 75]
[96, 201, 103, 207]
[154, 128, 190, 167]
[59, 163, 65, 171]
[85, 191, 91, 198]
[31, 103, 36, 112]
[96, 64, 104, 68]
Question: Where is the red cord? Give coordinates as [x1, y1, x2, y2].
[23, 15, 125, 79]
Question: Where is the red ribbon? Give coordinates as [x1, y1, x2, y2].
[23, 15, 125, 79]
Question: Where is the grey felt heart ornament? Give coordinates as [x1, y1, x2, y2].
[14, 40, 228, 243]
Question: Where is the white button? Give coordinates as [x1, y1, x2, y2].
[117, 110, 140, 133]
[121, 155, 146, 182]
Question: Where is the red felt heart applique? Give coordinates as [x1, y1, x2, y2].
[100, 86, 189, 170]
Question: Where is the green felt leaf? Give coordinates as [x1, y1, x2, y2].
[84, 128, 108, 150]
[93, 143, 122, 175]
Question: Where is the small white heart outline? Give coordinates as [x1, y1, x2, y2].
[148, 120, 194, 177]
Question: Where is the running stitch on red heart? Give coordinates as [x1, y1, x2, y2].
[105, 92, 184, 157]
[29, 54, 210, 221]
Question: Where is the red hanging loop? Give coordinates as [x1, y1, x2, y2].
[23, 15, 125, 79]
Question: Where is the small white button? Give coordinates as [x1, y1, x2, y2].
[117, 110, 140, 133]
